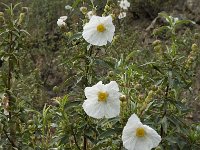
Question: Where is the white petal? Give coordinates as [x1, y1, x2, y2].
[103, 16, 115, 41]
[65, 5, 72, 10]
[143, 125, 161, 148]
[60, 16, 68, 21]
[83, 26, 108, 46]
[84, 31, 107, 46]
[122, 135, 137, 150]
[104, 98, 120, 118]
[118, 12, 127, 19]
[125, 114, 142, 129]
[105, 81, 119, 91]
[57, 19, 66, 27]
[134, 139, 150, 150]
[84, 87, 98, 99]
[88, 16, 101, 26]
[82, 99, 105, 119]
[84, 81, 104, 99]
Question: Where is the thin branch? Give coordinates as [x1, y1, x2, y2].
[3, 128, 18, 149]
[71, 125, 81, 150]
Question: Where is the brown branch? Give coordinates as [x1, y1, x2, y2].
[3, 128, 18, 149]
[71, 125, 81, 150]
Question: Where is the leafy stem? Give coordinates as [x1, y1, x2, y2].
[83, 45, 93, 150]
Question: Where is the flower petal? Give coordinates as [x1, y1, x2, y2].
[105, 81, 119, 91]
[104, 99, 120, 118]
[143, 125, 161, 148]
[82, 99, 105, 119]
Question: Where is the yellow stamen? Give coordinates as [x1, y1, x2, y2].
[136, 127, 145, 137]
[97, 24, 106, 32]
[98, 91, 108, 102]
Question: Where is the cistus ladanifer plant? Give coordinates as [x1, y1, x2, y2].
[0, 0, 200, 150]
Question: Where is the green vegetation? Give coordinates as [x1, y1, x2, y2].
[0, 0, 200, 149]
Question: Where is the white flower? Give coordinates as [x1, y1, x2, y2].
[119, 0, 130, 10]
[167, 16, 179, 25]
[87, 11, 95, 19]
[82, 81, 121, 119]
[65, 5, 72, 10]
[118, 12, 127, 19]
[82, 15, 115, 46]
[174, 17, 179, 22]
[122, 114, 161, 150]
[57, 19, 66, 27]
[60, 16, 68, 21]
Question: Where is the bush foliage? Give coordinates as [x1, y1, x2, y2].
[0, 0, 200, 150]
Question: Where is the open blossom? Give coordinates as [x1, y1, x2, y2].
[82, 15, 115, 46]
[119, 0, 130, 10]
[65, 5, 72, 10]
[118, 12, 126, 19]
[57, 16, 67, 27]
[57, 19, 66, 27]
[82, 81, 121, 119]
[59, 16, 68, 21]
[167, 16, 179, 25]
[122, 114, 161, 150]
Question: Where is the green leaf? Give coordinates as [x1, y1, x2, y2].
[64, 100, 82, 110]
[20, 29, 31, 36]
[175, 20, 196, 27]
[153, 26, 170, 35]
[68, 32, 82, 43]
[98, 128, 117, 139]
[72, 0, 81, 8]
[161, 116, 168, 134]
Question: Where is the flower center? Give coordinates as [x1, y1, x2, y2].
[98, 91, 109, 102]
[136, 127, 145, 137]
[97, 24, 106, 32]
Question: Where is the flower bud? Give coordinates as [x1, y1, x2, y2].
[0, 16, 4, 23]
[65, 32, 73, 37]
[151, 85, 158, 91]
[110, 14, 115, 20]
[134, 83, 142, 90]
[155, 87, 162, 95]
[138, 94, 145, 100]
[194, 33, 200, 39]
[53, 86, 59, 93]
[152, 40, 161, 46]
[108, 71, 114, 77]
[0, 12, 4, 16]
[80, 7, 87, 14]
[112, 35, 119, 45]
[120, 94, 127, 102]
[191, 43, 198, 52]
[22, 7, 29, 13]
[154, 45, 162, 53]
[148, 90, 154, 97]
[104, 5, 110, 12]
[18, 13, 25, 25]
[27, 120, 34, 125]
